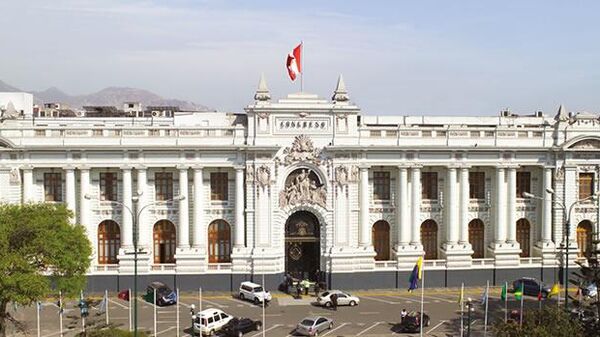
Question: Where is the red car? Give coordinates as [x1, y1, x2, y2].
[118, 289, 130, 301]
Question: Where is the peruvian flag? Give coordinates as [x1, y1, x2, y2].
[286, 43, 302, 81]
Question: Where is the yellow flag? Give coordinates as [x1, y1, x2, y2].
[548, 283, 560, 298]
[457, 284, 464, 307]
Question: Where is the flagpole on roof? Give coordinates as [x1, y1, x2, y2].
[300, 41, 304, 93]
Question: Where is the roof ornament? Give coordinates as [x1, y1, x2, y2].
[254, 73, 271, 101]
[554, 104, 569, 122]
[332, 74, 349, 102]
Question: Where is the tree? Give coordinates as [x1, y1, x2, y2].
[0, 203, 92, 337]
[492, 306, 584, 337]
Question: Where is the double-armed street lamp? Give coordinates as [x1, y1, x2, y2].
[85, 192, 185, 337]
[523, 188, 598, 308]
[465, 298, 474, 337]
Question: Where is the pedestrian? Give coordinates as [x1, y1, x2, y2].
[331, 293, 338, 311]
[296, 284, 302, 299]
[314, 269, 321, 283]
[400, 308, 407, 323]
[314, 281, 320, 298]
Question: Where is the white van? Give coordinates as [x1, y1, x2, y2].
[239, 281, 272, 304]
[192, 308, 233, 336]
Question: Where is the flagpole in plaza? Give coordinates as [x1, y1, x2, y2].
[503, 281, 508, 323]
[58, 291, 63, 337]
[483, 281, 489, 337]
[519, 283, 524, 328]
[153, 288, 157, 336]
[262, 273, 266, 337]
[199, 287, 202, 318]
[36, 301, 41, 337]
[105, 290, 109, 325]
[460, 283, 464, 337]
[129, 288, 132, 331]
[176, 288, 180, 337]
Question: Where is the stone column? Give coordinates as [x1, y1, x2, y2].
[234, 167, 245, 248]
[446, 167, 459, 244]
[359, 166, 371, 247]
[192, 167, 204, 248]
[397, 167, 410, 245]
[542, 167, 553, 243]
[22, 167, 33, 202]
[410, 166, 422, 244]
[122, 167, 133, 248]
[178, 167, 190, 249]
[459, 167, 470, 244]
[495, 167, 507, 243]
[506, 167, 517, 243]
[65, 168, 76, 222]
[79, 168, 90, 227]
[136, 167, 147, 247]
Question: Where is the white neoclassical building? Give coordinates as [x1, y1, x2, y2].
[0, 77, 598, 290]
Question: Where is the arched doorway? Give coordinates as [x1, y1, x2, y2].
[98, 220, 120, 264]
[285, 211, 320, 280]
[516, 219, 531, 258]
[468, 219, 485, 258]
[577, 220, 593, 257]
[208, 220, 231, 263]
[372, 220, 390, 261]
[421, 220, 438, 260]
[153, 220, 176, 264]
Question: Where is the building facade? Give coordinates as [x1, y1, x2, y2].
[0, 76, 598, 291]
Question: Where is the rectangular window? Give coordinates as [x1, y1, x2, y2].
[373, 171, 390, 200]
[155, 172, 173, 201]
[469, 172, 485, 199]
[99, 172, 118, 201]
[579, 173, 594, 199]
[211, 172, 229, 201]
[516, 171, 531, 197]
[44, 172, 62, 202]
[421, 172, 438, 200]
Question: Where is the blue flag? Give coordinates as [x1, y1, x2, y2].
[408, 257, 423, 292]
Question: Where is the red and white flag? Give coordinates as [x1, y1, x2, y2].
[286, 43, 302, 81]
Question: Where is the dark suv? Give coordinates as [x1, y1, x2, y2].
[512, 278, 551, 298]
[144, 281, 177, 306]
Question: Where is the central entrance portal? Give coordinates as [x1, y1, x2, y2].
[285, 211, 320, 281]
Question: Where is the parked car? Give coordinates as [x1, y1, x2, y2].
[511, 278, 551, 298]
[118, 289, 130, 301]
[239, 281, 272, 304]
[317, 290, 360, 307]
[221, 317, 262, 337]
[398, 311, 430, 333]
[144, 281, 177, 306]
[295, 316, 333, 336]
[581, 282, 598, 299]
[193, 308, 233, 336]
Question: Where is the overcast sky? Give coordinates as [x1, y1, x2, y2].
[1, 0, 599, 116]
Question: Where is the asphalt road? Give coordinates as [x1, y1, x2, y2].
[6, 286, 558, 337]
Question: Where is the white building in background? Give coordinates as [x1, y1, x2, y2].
[0, 76, 598, 290]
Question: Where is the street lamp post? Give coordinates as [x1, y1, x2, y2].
[85, 193, 184, 337]
[523, 189, 597, 308]
[466, 298, 473, 337]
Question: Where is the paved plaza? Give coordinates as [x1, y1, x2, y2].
[6, 286, 557, 337]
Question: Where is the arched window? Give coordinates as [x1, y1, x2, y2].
[372, 221, 390, 261]
[153, 220, 176, 264]
[516, 219, 531, 258]
[421, 220, 438, 260]
[98, 220, 120, 264]
[208, 220, 231, 263]
[577, 220, 594, 258]
[468, 219, 485, 258]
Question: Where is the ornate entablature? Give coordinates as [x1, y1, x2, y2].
[279, 169, 327, 208]
[281, 135, 323, 165]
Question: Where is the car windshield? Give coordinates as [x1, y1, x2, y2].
[321, 292, 329, 297]
[300, 319, 314, 326]
[157, 287, 171, 296]
[253, 286, 264, 292]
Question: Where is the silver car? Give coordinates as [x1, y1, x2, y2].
[295, 316, 333, 336]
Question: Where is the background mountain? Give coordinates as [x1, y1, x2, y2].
[0, 80, 211, 111]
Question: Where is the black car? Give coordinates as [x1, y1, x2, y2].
[221, 317, 262, 337]
[144, 281, 177, 306]
[512, 278, 551, 298]
[398, 311, 430, 333]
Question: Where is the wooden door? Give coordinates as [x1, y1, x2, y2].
[153, 220, 176, 263]
[516, 219, 530, 258]
[372, 221, 390, 261]
[421, 220, 438, 260]
[577, 221, 593, 257]
[468, 219, 485, 258]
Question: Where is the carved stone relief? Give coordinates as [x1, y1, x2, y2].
[256, 165, 271, 187]
[334, 165, 358, 186]
[9, 168, 20, 185]
[279, 169, 326, 208]
[570, 139, 600, 149]
[282, 135, 322, 165]
[554, 165, 564, 181]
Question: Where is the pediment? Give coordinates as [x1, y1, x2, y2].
[564, 136, 600, 150]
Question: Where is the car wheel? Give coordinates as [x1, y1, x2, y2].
[314, 331, 319, 336]
[237, 331, 243, 337]
[254, 297, 260, 305]
[239, 293, 245, 300]
[349, 300, 356, 307]
[324, 301, 332, 308]
[255, 322, 262, 331]
[329, 322, 333, 329]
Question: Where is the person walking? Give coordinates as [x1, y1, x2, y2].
[400, 308, 408, 323]
[331, 293, 338, 311]
[296, 283, 302, 299]
[314, 282, 320, 298]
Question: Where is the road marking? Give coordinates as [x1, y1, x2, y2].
[154, 326, 175, 336]
[357, 321, 382, 335]
[362, 296, 400, 304]
[359, 311, 380, 315]
[266, 313, 283, 317]
[426, 320, 446, 335]
[42, 328, 76, 337]
[322, 322, 349, 336]
[225, 297, 256, 307]
[202, 299, 229, 308]
[109, 298, 129, 309]
[250, 324, 283, 337]
[422, 295, 455, 303]
[385, 295, 428, 303]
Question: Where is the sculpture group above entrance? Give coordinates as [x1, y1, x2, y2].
[282, 135, 323, 165]
[279, 168, 327, 208]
